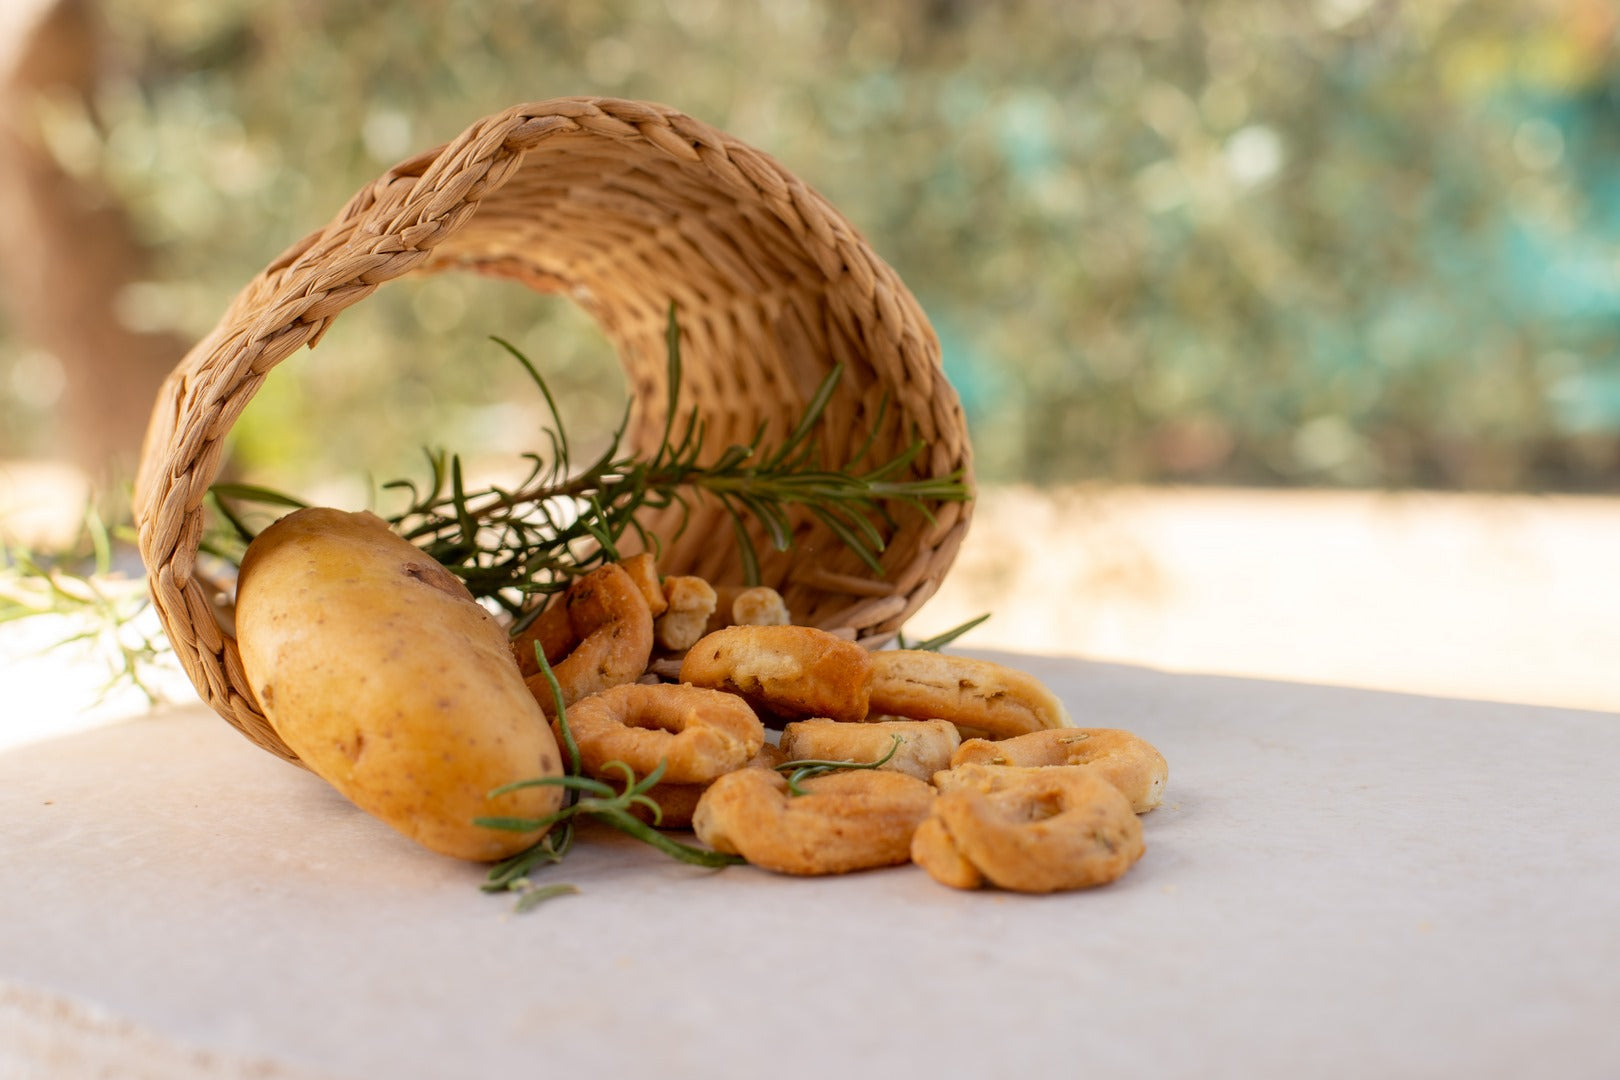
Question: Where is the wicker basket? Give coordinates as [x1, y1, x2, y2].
[134, 97, 973, 764]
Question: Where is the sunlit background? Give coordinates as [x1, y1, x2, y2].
[3, 0, 1618, 737]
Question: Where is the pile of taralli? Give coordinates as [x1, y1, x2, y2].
[235, 507, 1168, 895]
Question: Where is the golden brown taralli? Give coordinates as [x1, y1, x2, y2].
[511, 600, 572, 678]
[654, 575, 718, 651]
[234, 507, 564, 862]
[869, 650, 1071, 739]
[630, 743, 787, 830]
[693, 767, 935, 876]
[680, 625, 873, 723]
[517, 563, 654, 714]
[730, 585, 791, 626]
[914, 763, 1144, 893]
[779, 718, 960, 781]
[952, 727, 1168, 813]
[619, 553, 668, 617]
[909, 817, 984, 889]
[559, 682, 765, 785]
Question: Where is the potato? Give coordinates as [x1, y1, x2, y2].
[235, 507, 565, 861]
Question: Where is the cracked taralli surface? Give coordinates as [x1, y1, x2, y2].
[679, 624, 873, 723]
[869, 649, 1072, 739]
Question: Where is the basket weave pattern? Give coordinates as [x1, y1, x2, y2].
[135, 98, 973, 764]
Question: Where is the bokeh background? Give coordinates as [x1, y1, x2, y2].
[6, 0, 1620, 489]
[3, 0, 1618, 720]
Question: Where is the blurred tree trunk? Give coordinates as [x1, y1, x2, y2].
[0, 0, 186, 485]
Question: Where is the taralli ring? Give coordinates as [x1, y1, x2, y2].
[618, 553, 669, 617]
[559, 682, 765, 785]
[912, 763, 1144, 893]
[516, 563, 654, 715]
[630, 743, 787, 830]
[952, 728, 1169, 813]
[693, 767, 935, 876]
[680, 625, 873, 723]
[869, 650, 1071, 739]
[779, 718, 961, 782]
[653, 575, 718, 652]
[729, 585, 791, 627]
[511, 601, 571, 680]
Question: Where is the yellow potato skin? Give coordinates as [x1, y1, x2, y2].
[235, 507, 565, 861]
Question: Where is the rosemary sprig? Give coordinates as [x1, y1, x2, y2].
[1, 511, 170, 703]
[210, 305, 971, 626]
[6, 308, 975, 738]
[775, 733, 905, 796]
[477, 645, 742, 911]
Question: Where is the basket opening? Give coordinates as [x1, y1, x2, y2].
[224, 278, 629, 509]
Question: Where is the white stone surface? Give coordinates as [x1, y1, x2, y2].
[2, 653, 1617, 1079]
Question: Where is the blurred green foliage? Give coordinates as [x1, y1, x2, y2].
[4, 0, 1620, 491]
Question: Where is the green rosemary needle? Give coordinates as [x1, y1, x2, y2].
[775, 733, 906, 796]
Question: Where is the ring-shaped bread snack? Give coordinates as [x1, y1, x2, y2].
[952, 727, 1168, 813]
[730, 585, 791, 627]
[868, 650, 1070, 740]
[630, 743, 787, 830]
[618, 553, 668, 617]
[679, 625, 873, 723]
[511, 602, 572, 680]
[516, 563, 654, 714]
[913, 763, 1144, 893]
[779, 718, 960, 782]
[692, 767, 935, 875]
[560, 682, 764, 785]
[653, 575, 718, 652]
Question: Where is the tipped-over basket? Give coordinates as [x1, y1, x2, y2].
[134, 97, 974, 765]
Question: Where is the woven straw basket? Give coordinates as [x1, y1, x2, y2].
[134, 97, 973, 764]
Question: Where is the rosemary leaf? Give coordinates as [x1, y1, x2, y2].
[208, 483, 311, 510]
[473, 813, 572, 833]
[776, 734, 905, 796]
[489, 774, 618, 798]
[902, 612, 992, 652]
[766, 364, 843, 470]
[590, 808, 744, 867]
[533, 645, 580, 776]
[491, 335, 569, 467]
[654, 302, 682, 468]
[513, 882, 580, 912]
